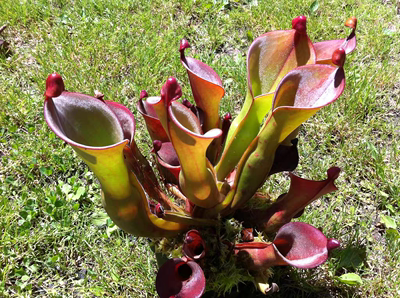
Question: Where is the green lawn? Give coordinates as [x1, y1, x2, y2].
[0, 0, 399, 296]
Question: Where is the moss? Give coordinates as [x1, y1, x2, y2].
[151, 217, 277, 296]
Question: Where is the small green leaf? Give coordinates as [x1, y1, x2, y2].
[61, 183, 72, 195]
[386, 228, 400, 239]
[385, 204, 395, 214]
[39, 166, 47, 175]
[50, 255, 60, 263]
[9, 125, 17, 133]
[91, 212, 109, 226]
[73, 186, 86, 200]
[14, 268, 27, 276]
[19, 210, 28, 220]
[309, 0, 319, 14]
[45, 205, 53, 214]
[106, 225, 119, 237]
[337, 273, 362, 285]
[40, 166, 53, 176]
[247, 30, 254, 42]
[5, 176, 15, 184]
[110, 270, 120, 281]
[380, 214, 397, 229]
[54, 200, 63, 208]
[21, 275, 30, 282]
[386, 228, 400, 242]
[28, 264, 38, 273]
[73, 203, 80, 211]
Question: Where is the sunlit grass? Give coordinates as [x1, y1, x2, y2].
[0, 0, 399, 296]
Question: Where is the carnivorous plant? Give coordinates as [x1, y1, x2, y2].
[44, 16, 357, 297]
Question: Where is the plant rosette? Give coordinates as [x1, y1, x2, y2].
[43, 16, 357, 297]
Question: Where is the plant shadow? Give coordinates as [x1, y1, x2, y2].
[203, 244, 368, 298]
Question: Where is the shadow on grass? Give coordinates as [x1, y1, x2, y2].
[203, 244, 368, 298]
[203, 267, 361, 298]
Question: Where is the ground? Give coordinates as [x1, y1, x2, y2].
[0, 0, 399, 297]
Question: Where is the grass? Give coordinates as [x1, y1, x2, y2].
[0, 0, 399, 296]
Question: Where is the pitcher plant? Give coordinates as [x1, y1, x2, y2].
[44, 16, 357, 297]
